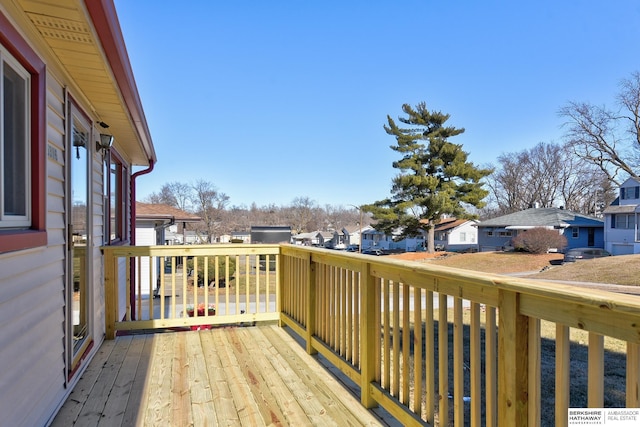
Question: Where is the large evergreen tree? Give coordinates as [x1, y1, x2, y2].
[363, 102, 492, 252]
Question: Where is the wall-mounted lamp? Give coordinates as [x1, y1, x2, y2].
[97, 133, 114, 152]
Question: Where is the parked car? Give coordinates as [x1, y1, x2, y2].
[563, 247, 611, 263]
[363, 248, 388, 256]
[346, 244, 359, 252]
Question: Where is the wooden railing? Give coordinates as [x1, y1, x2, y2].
[102, 245, 281, 338]
[103, 244, 640, 426]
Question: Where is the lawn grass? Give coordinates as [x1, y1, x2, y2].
[423, 251, 640, 286]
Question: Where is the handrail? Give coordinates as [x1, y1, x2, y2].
[103, 244, 640, 426]
[102, 244, 281, 338]
[279, 245, 640, 426]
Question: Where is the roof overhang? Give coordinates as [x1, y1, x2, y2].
[137, 214, 201, 223]
[603, 205, 639, 214]
[504, 225, 557, 230]
[15, 0, 156, 166]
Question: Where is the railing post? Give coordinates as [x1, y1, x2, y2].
[305, 259, 317, 354]
[627, 343, 640, 407]
[277, 249, 284, 327]
[498, 289, 529, 426]
[360, 262, 377, 409]
[103, 248, 117, 340]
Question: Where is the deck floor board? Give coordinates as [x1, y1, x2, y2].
[52, 325, 387, 426]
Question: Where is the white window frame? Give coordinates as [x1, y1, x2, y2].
[0, 49, 31, 228]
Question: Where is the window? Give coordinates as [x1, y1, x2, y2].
[498, 231, 513, 237]
[459, 232, 466, 242]
[105, 151, 128, 243]
[572, 227, 579, 238]
[1, 55, 29, 226]
[614, 214, 635, 229]
[486, 231, 493, 237]
[0, 13, 46, 253]
[621, 186, 640, 200]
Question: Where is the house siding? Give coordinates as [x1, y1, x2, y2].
[90, 146, 107, 337]
[0, 75, 68, 426]
[435, 221, 478, 251]
[564, 226, 604, 248]
[136, 223, 159, 297]
[0, 248, 65, 426]
[478, 228, 515, 252]
[0, 1, 153, 424]
[0, 47, 116, 427]
[604, 178, 640, 255]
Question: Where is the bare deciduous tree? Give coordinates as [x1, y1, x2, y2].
[143, 182, 371, 239]
[559, 71, 640, 186]
[323, 204, 367, 231]
[191, 179, 229, 243]
[486, 142, 610, 216]
[145, 181, 192, 211]
[288, 196, 320, 234]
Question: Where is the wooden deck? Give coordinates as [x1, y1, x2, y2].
[52, 324, 392, 426]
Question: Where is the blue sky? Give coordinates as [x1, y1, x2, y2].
[114, 1, 640, 209]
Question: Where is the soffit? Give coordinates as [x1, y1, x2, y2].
[17, 0, 153, 165]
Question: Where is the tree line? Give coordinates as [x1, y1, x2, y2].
[144, 185, 370, 239]
[145, 71, 640, 248]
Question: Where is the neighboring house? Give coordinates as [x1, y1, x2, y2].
[184, 230, 207, 244]
[345, 224, 373, 248]
[136, 203, 200, 297]
[317, 231, 335, 247]
[361, 228, 392, 250]
[603, 177, 640, 255]
[434, 218, 479, 252]
[476, 207, 604, 252]
[217, 234, 232, 243]
[231, 231, 251, 243]
[0, 2, 157, 426]
[136, 202, 201, 246]
[292, 227, 373, 249]
[292, 231, 322, 246]
[361, 227, 424, 252]
[389, 235, 425, 252]
[324, 228, 349, 249]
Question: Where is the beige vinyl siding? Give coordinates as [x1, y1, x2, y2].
[90, 143, 106, 336]
[0, 69, 112, 426]
[0, 74, 68, 427]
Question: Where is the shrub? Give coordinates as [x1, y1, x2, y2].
[186, 255, 236, 287]
[511, 227, 567, 254]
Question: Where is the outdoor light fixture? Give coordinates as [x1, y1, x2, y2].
[97, 133, 114, 152]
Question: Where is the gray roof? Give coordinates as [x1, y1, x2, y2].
[478, 207, 603, 228]
[603, 205, 637, 214]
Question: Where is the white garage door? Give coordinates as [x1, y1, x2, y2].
[611, 244, 634, 255]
